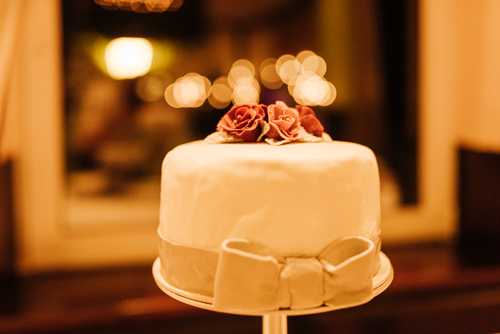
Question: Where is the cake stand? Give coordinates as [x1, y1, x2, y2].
[153, 252, 393, 334]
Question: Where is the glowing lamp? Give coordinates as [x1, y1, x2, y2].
[105, 37, 153, 80]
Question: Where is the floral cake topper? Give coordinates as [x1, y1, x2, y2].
[205, 101, 332, 146]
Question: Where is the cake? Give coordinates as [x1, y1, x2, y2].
[156, 102, 382, 314]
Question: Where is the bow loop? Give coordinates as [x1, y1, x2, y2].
[320, 237, 376, 308]
[213, 239, 284, 311]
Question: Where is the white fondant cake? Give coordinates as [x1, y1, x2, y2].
[160, 140, 380, 255]
[156, 102, 382, 313]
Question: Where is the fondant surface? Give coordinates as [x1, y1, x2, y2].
[159, 140, 380, 257]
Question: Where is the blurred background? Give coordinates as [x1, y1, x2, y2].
[1, 0, 500, 333]
[61, 0, 417, 241]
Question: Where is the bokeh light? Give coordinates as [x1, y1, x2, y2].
[260, 58, 283, 90]
[164, 50, 335, 109]
[105, 37, 153, 80]
[232, 76, 260, 104]
[227, 59, 260, 104]
[297, 50, 327, 77]
[208, 77, 232, 109]
[284, 51, 336, 106]
[321, 81, 337, 106]
[276, 54, 301, 85]
[291, 72, 328, 105]
[164, 73, 210, 108]
[288, 72, 337, 106]
[228, 59, 255, 88]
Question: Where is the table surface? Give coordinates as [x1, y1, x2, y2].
[1, 242, 500, 334]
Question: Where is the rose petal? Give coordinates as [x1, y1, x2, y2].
[266, 104, 305, 141]
[215, 103, 265, 142]
[296, 105, 324, 136]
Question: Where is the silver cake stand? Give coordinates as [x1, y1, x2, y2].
[153, 252, 393, 334]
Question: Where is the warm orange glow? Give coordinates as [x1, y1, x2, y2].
[105, 37, 153, 80]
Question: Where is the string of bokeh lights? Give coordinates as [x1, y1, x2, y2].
[102, 37, 337, 108]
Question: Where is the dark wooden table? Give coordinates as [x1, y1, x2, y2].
[1, 242, 500, 334]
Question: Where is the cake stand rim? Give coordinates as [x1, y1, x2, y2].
[152, 252, 393, 316]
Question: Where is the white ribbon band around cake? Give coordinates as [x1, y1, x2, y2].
[158, 231, 376, 313]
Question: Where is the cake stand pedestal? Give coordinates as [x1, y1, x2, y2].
[263, 314, 287, 334]
[153, 252, 393, 334]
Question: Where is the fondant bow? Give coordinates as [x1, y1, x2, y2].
[213, 236, 375, 313]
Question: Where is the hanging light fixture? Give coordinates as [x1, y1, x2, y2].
[95, 0, 184, 13]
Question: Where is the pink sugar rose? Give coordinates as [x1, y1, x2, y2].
[296, 105, 324, 136]
[266, 101, 306, 141]
[216, 103, 266, 142]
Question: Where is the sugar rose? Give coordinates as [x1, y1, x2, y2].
[266, 101, 306, 141]
[296, 105, 324, 136]
[217, 103, 266, 142]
